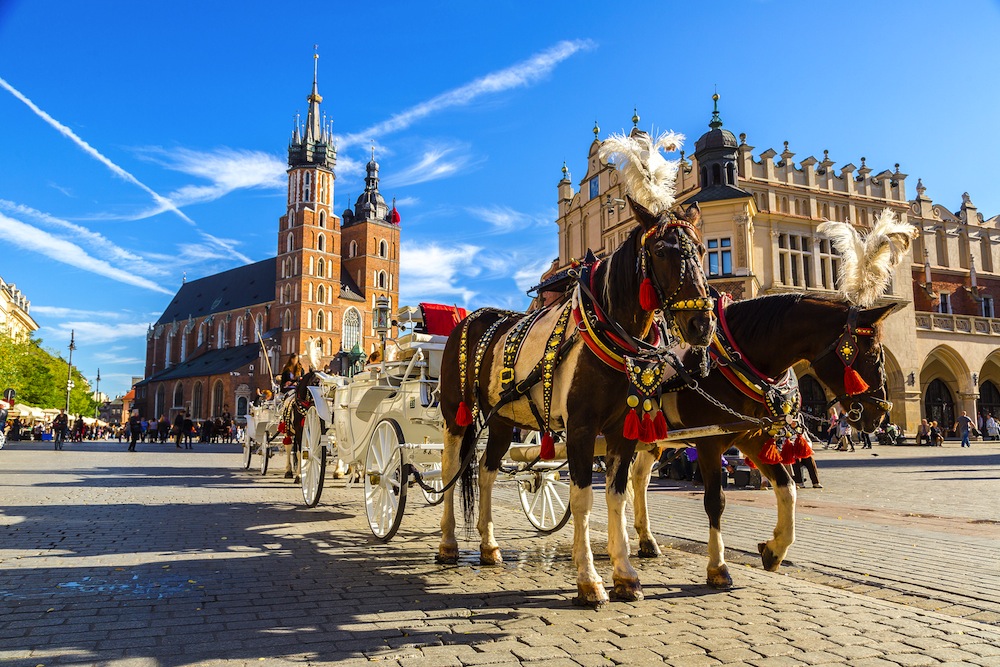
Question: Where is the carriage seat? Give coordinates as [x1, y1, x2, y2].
[394, 302, 467, 378]
[395, 333, 447, 378]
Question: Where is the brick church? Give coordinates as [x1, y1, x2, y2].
[134, 56, 401, 423]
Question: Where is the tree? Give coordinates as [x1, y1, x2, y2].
[0, 331, 97, 415]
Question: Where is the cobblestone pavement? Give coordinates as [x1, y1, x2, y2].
[1, 439, 998, 666]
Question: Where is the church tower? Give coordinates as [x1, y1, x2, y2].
[341, 148, 401, 354]
[276, 52, 341, 364]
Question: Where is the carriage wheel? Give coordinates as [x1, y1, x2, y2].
[242, 435, 253, 470]
[519, 469, 571, 533]
[364, 419, 407, 541]
[300, 406, 327, 508]
[260, 439, 270, 476]
[418, 462, 445, 506]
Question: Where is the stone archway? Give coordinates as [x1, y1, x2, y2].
[924, 379, 955, 431]
[919, 345, 970, 424]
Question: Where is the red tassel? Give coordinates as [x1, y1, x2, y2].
[760, 437, 783, 464]
[780, 439, 797, 464]
[282, 436, 292, 445]
[623, 409, 640, 440]
[794, 433, 814, 459]
[639, 277, 659, 311]
[843, 366, 869, 396]
[540, 431, 555, 460]
[653, 410, 668, 440]
[455, 400, 473, 427]
[638, 412, 655, 443]
[744, 456, 757, 469]
[277, 421, 286, 433]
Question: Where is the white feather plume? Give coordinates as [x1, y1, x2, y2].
[598, 129, 684, 215]
[306, 338, 321, 371]
[817, 208, 919, 307]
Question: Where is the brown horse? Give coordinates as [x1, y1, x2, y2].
[437, 198, 716, 606]
[631, 292, 895, 588]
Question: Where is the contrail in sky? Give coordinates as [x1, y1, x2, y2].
[0, 74, 196, 226]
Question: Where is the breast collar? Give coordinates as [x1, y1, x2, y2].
[709, 292, 801, 419]
[571, 260, 663, 372]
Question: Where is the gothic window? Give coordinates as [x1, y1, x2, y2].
[216, 322, 226, 349]
[378, 271, 388, 289]
[316, 310, 325, 331]
[155, 385, 165, 418]
[317, 258, 325, 278]
[304, 172, 312, 202]
[315, 338, 324, 355]
[343, 308, 362, 351]
[192, 382, 203, 420]
[379, 239, 388, 258]
[283, 309, 291, 331]
[235, 317, 244, 345]
[319, 210, 327, 228]
[173, 382, 184, 408]
[180, 334, 188, 362]
[255, 314, 263, 341]
[197, 322, 205, 346]
[349, 240, 358, 258]
[317, 285, 326, 303]
[282, 284, 291, 304]
[286, 232, 294, 254]
[317, 234, 326, 252]
[706, 238, 732, 276]
[164, 336, 173, 367]
[777, 233, 812, 287]
[307, 309, 312, 328]
[212, 380, 224, 418]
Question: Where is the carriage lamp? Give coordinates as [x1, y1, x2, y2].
[373, 295, 392, 336]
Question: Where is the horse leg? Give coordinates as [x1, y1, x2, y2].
[630, 449, 661, 558]
[477, 426, 511, 565]
[436, 427, 464, 564]
[700, 451, 731, 588]
[604, 446, 643, 601]
[565, 429, 607, 607]
[750, 457, 796, 571]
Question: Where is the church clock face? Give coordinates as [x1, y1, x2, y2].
[589, 176, 600, 201]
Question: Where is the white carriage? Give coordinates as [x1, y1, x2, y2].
[287, 302, 573, 541]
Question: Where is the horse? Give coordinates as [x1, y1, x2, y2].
[437, 196, 716, 606]
[630, 292, 896, 588]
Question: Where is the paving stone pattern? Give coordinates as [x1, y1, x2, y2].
[0, 440, 998, 666]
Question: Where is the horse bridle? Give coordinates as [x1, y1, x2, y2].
[640, 217, 714, 320]
[818, 307, 892, 422]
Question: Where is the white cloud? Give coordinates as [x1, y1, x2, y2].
[386, 143, 476, 188]
[0, 212, 171, 294]
[466, 206, 521, 233]
[340, 39, 595, 147]
[0, 75, 196, 226]
[92, 353, 144, 365]
[31, 306, 130, 320]
[400, 241, 481, 305]
[42, 320, 150, 345]
[513, 256, 559, 294]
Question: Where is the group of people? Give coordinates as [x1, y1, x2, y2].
[914, 410, 990, 448]
[121, 409, 241, 452]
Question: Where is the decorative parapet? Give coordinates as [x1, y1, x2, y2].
[915, 311, 1000, 336]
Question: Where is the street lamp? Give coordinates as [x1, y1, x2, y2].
[65, 330, 76, 414]
[373, 294, 391, 368]
[94, 368, 101, 419]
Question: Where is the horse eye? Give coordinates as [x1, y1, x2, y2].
[653, 241, 667, 258]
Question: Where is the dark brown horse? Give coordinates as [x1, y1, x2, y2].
[631, 293, 895, 588]
[437, 199, 716, 606]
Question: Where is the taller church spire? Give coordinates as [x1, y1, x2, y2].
[288, 48, 335, 171]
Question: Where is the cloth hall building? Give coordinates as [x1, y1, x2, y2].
[553, 99, 1000, 435]
[134, 61, 400, 423]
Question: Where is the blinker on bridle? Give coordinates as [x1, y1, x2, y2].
[638, 216, 714, 316]
[822, 306, 892, 418]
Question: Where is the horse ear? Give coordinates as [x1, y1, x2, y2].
[682, 202, 701, 227]
[860, 303, 896, 326]
[627, 195, 657, 231]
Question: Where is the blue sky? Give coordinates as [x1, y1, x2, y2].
[1, 0, 999, 399]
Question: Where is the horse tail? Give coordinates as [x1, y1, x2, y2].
[459, 423, 478, 531]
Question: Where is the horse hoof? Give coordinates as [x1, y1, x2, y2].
[610, 579, 644, 601]
[572, 582, 609, 608]
[436, 545, 459, 565]
[637, 538, 661, 558]
[479, 547, 503, 566]
[707, 566, 733, 589]
[758, 542, 781, 571]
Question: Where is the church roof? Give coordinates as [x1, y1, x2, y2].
[155, 258, 276, 325]
[683, 184, 754, 205]
[137, 343, 261, 385]
[339, 266, 366, 302]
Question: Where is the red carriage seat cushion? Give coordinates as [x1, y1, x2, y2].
[419, 303, 468, 337]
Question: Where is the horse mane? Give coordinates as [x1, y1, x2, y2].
[599, 224, 645, 310]
[817, 209, 918, 307]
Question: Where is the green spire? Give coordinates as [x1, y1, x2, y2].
[709, 92, 723, 130]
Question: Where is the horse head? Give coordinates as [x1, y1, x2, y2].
[630, 197, 715, 347]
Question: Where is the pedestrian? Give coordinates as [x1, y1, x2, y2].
[986, 413, 999, 441]
[824, 410, 838, 449]
[52, 409, 69, 450]
[790, 456, 823, 489]
[953, 410, 975, 448]
[915, 418, 930, 446]
[928, 420, 943, 447]
[127, 409, 142, 452]
[183, 413, 194, 449]
[172, 412, 184, 448]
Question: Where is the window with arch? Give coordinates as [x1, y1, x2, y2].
[197, 321, 206, 346]
[286, 232, 294, 254]
[307, 309, 312, 329]
[216, 322, 226, 349]
[319, 210, 327, 228]
[173, 382, 184, 408]
[192, 382, 203, 420]
[155, 385, 165, 418]
[283, 309, 291, 331]
[315, 338, 324, 355]
[255, 314, 264, 342]
[235, 318, 244, 346]
[212, 380, 224, 418]
[282, 284, 291, 304]
[316, 310, 325, 331]
[180, 333, 188, 362]
[378, 239, 388, 258]
[711, 163, 721, 185]
[349, 240, 358, 258]
[237, 396, 248, 417]
[304, 171, 311, 202]
[700, 166, 709, 187]
[726, 163, 735, 184]
[977, 380, 1000, 422]
[343, 308, 362, 351]
[378, 271, 388, 289]
[164, 336, 173, 367]
[317, 234, 326, 252]
[317, 284, 326, 304]
[317, 258, 326, 278]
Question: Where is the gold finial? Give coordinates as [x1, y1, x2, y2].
[561, 161, 568, 177]
[632, 107, 640, 127]
[593, 120, 600, 138]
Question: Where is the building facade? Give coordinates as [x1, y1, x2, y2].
[0, 275, 39, 340]
[134, 57, 401, 423]
[554, 100, 1000, 434]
